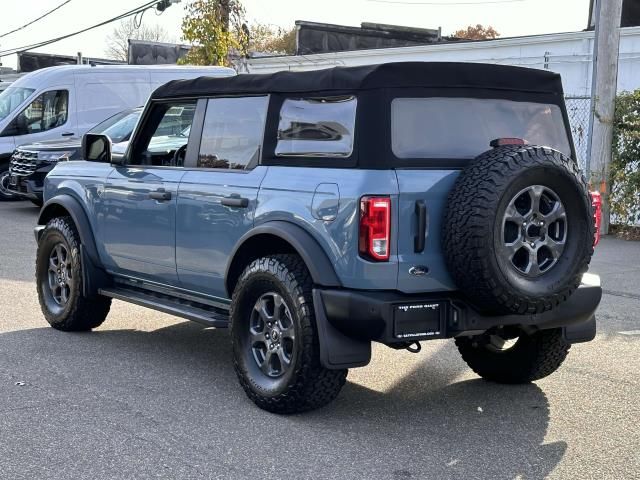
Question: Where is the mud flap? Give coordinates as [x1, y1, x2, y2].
[563, 315, 596, 344]
[313, 289, 371, 369]
[81, 245, 111, 298]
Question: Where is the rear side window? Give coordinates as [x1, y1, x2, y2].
[198, 96, 269, 170]
[391, 98, 571, 159]
[276, 96, 357, 157]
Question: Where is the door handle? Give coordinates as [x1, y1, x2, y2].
[414, 200, 427, 253]
[61, 132, 74, 137]
[149, 189, 172, 201]
[221, 195, 249, 208]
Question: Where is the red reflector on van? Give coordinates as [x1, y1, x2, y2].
[591, 191, 602, 246]
[490, 138, 526, 147]
[359, 196, 391, 261]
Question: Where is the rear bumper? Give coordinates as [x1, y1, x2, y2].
[314, 274, 601, 368]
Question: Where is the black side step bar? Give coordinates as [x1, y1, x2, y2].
[99, 287, 229, 328]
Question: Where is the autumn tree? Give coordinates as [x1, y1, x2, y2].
[249, 24, 296, 55]
[452, 24, 500, 40]
[105, 18, 173, 62]
[180, 0, 247, 66]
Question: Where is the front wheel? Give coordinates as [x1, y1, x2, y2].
[230, 254, 347, 414]
[36, 216, 111, 331]
[455, 328, 570, 384]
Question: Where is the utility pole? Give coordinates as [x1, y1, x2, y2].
[588, 0, 624, 235]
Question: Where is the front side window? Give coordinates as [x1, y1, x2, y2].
[198, 96, 268, 170]
[276, 96, 357, 157]
[131, 101, 196, 166]
[11, 90, 68, 135]
[0, 86, 34, 123]
[391, 97, 571, 159]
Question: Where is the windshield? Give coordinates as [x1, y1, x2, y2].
[89, 108, 142, 143]
[0, 87, 35, 123]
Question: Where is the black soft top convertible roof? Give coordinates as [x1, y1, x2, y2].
[152, 62, 565, 99]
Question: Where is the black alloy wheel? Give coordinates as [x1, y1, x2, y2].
[501, 184, 567, 277]
[45, 243, 74, 312]
[249, 292, 296, 378]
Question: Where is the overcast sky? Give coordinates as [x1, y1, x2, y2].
[0, 0, 591, 70]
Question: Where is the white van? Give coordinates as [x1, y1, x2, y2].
[0, 64, 235, 200]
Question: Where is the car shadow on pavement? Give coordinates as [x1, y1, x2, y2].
[0, 321, 566, 480]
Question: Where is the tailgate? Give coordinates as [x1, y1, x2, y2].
[395, 170, 459, 293]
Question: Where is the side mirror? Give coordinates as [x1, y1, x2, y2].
[81, 133, 112, 163]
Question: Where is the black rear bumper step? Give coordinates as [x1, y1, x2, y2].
[99, 287, 229, 328]
[317, 281, 602, 344]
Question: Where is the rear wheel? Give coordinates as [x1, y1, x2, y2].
[36, 216, 111, 331]
[455, 328, 570, 383]
[230, 254, 347, 414]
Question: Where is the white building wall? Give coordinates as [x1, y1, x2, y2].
[246, 26, 640, 97]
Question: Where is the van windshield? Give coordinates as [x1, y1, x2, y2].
[0, 87, 35, 122]
[89, 108, 142, 143]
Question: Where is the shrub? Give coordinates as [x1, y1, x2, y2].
[610, 89, 640, 226]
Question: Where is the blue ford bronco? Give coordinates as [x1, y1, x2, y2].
[34, 62, 601, 413]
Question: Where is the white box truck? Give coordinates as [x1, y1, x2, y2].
[0, 64, 235, 200]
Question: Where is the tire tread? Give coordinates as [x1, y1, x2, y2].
[455, 328, 570, 383]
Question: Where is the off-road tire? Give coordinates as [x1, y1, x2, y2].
[36, 216, 111, 331]
[230, 254, 347, 414]
[455, 328, 570, 383]
[443, 145, 594, 315]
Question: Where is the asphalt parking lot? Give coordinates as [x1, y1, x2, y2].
[0, 201, 638, 480]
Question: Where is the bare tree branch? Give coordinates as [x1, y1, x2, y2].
[105, 18, 174, 62]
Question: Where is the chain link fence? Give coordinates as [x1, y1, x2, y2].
[564, 95, 592, 171]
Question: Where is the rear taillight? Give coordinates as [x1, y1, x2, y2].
[591, 191, 602, 246]
[359, 196, 391, 261]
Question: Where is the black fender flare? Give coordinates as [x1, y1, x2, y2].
[38, 194, 102, 269]
[225, 221, 341, 297]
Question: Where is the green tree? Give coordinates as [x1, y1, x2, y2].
[180, 0, 247, 66]
[610, 89, 640, 226]
[452, 24, 500, 40]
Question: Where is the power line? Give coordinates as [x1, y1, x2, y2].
[0, 0, 73, 39]
[367, 0, 526, 5]
[0, 0, 161, 57]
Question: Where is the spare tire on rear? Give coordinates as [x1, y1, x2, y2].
[442, 145, 594, 315]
